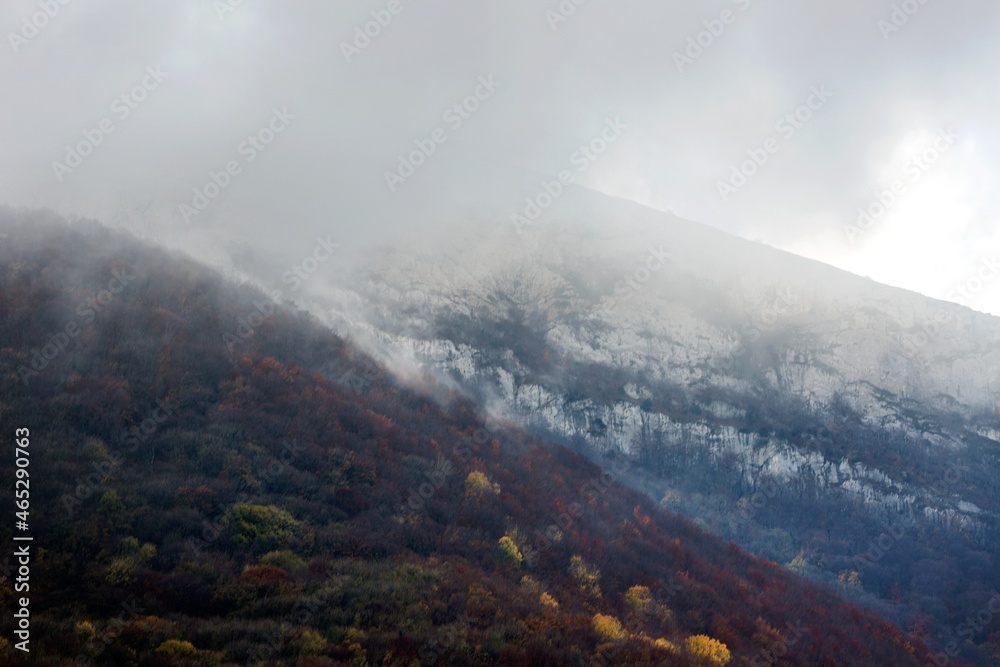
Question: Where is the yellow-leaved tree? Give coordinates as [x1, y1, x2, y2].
[464, 471, 500, 501]
[686, 634, 731, 665]
[592, 614, 627, 642]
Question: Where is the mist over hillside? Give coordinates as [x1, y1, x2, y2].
[221, 186, 1000, 665]
[4, 1, 1000, 665]
[0, 208, 956, 666]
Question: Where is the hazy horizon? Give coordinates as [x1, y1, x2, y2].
[3, 0, 998, 314]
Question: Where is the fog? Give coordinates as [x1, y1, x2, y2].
[2, 0, 999, 312]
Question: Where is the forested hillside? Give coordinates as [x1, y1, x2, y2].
[0, 209, 948, 665]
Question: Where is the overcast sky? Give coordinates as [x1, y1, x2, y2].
[3, 1, 999, 313]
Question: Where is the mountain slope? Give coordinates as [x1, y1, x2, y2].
[0, 208, 947, 666]
[251, 187, 1000, 665]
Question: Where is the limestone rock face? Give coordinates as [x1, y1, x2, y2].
[291, 189, 1000, 565]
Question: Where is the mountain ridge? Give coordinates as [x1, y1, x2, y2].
[0, 206, 952, 665]
[242, 186, 1000, 665]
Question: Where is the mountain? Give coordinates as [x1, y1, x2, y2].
[0, 207, 949, 665]
[250, 186, 1000, 665]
